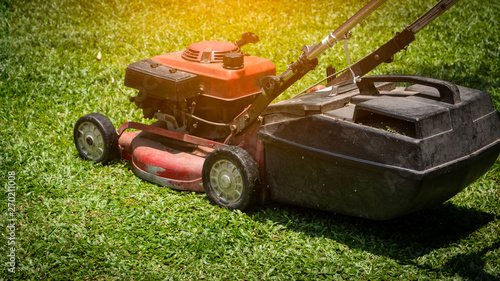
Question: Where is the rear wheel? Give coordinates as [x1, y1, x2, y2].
[202, 146, 260, 210]
[74, 113, 119, 164]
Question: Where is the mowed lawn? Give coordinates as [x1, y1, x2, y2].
[0, 0, 499, 279]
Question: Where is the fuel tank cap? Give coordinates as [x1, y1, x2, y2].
[223, 52, 244, 70]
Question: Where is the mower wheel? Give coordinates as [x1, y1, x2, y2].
[74, 113, 119, 164]
[202, 146, 260, 211]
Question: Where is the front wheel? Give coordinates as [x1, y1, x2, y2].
[202, 146, 260, 211]
[73, 113, 119, 164]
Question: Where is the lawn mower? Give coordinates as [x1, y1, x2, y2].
[74, 0, 500, 220]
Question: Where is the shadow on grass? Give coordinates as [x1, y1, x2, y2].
[438, 240, 500, 280]
[249, 202, 496, 278]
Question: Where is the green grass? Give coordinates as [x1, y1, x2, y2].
[1, 0, 499, 279]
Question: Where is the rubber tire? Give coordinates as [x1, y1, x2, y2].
[73, 113, 119, 164]
[202, 146, 260, 211]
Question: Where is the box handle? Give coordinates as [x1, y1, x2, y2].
[356, 75, 461, 104]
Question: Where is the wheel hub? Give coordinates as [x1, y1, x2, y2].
[86, 135, 94, 146]
[210, 159, 243, 204]
[76, 121, 105, 161]
[219, 174, 232, 189]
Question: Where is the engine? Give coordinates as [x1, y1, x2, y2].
[124, 34, 276, 141]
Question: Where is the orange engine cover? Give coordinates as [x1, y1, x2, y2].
[151, 41, 276, 101]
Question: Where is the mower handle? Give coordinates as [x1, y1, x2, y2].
[356, 75, 461, 104]
[230, 0, 459, 135]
